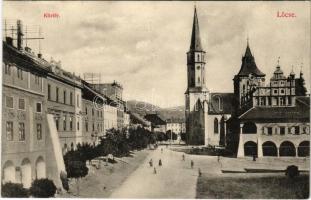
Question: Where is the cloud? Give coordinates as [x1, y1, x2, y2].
[3, 1, 310, 108]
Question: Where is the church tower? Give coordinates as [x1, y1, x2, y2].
[185, 7, 209, 145]
[233, 40, 265, 114]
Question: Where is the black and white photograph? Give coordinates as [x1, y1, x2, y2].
[1, 1, 310, 198]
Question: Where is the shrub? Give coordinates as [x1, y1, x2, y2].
[29, 178, 57, 197]
[285, 165, 299, 178]
[2, 182, 29, 197]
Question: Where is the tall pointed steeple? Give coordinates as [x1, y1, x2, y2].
[190, 7, 203, 51]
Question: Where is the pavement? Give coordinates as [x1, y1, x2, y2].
[110, 146, 205, 198]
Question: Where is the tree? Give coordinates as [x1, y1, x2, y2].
[296, 75, 307, 96]
[76, 143, 98, 163]
[105, 128, 130, 157]
[29, 178, 57, 197]
[2, 182, 29, 197]
[285, 165, 299, 178]
[64, 150, 89, 196]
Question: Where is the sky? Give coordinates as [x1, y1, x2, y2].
[3, 1, 310, 108]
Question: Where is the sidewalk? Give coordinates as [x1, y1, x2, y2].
[58, 149, 151, 198]
[110, 147, 199, 198]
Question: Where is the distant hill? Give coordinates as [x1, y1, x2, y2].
[126, 100, 185, 121]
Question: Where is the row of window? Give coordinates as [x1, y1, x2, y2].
[214, 118, 225, 134]
[48, 84, 79, 107]
[263, 126, 309, 135]
[5, 96, 42, 112]
[5, 64, 42, 86]
[255, 96, 292, 106]
[6, 121, 42, 141]
[85, 122, 103, 132]
[85, 107, 104, 118]
[54, 117, 76, 131]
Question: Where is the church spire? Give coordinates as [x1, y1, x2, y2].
[190, 7, 203, 51]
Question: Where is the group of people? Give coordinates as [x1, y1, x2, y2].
[149, 158, 162, 174]
[148, 147, 200, 176]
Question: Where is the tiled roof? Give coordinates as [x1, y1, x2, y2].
[236, 44, 265, 77]
[208, 93, 234, 115]
[166, 118, 185, 123]
[144, 114, 166, 125]
[130, 112, 151, 127]
[239, 96, 310, 123]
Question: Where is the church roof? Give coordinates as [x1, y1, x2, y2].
[208, 93, 234, 115]
[236, 43, 265, 77]
[239, 96, 310, 123]
[189, 7, 203, 51]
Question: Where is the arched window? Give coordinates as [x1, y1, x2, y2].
[214, 118, 219, 134]
[197, 54, 200, 61]
[298, 141, 309, 157]
[219, 116, 226, 146]
[262, 141, 277, 156]
[279, 141, 296, 157]
[244, 141, 257, 156]
[242, 122, 257, 134]
[198, 77, 200, 83]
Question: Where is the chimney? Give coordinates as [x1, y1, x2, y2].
[5, 37, 13, 46]
[17, 20, 24, 50]
[38, 53, 42, 58]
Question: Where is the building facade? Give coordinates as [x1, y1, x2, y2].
[166, 118, 185, 134]
[46, 62, 83, 154]
[234, 52, 310, 157]
[81, 83, 118, 144]
[91, 81, 126, 129]
[2, 39, 62, 188]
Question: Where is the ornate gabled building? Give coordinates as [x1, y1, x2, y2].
[235, 56, 310, 157]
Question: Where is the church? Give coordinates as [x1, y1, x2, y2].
[185, 7, 310, 157]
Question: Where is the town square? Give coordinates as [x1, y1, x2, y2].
[1, 1, 310, 198]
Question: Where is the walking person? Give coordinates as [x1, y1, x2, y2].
[153, 167, 157, 174]
[159, 159, 162, 167]
[182, 154, 185, 161]
[149, 159, 153, 167]
[191, 160, 194, 169]
[161, 148, 163, 153]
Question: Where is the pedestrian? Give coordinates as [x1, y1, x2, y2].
[154, 167, 157, 174]
[161, 148, 163, 153]
[149, 159, 153, 167]
[191, 160, 194, 169]
[252, 153, 256, 161]
[217, 155, 220, 163]
[159, 159, 162, 166]
[198, 168, 202, 177]
[182, 154, 185, 161]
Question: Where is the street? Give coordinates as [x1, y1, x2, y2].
[110, 146, 214, 198]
